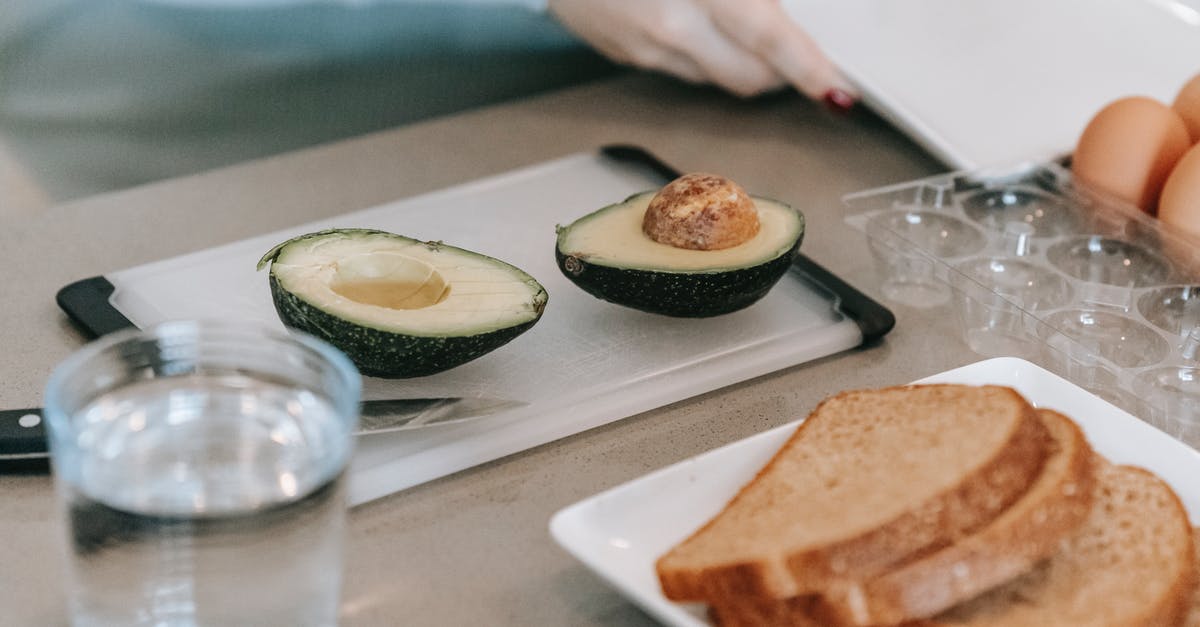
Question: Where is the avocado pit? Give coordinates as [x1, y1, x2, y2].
[642, 173, 760, 251]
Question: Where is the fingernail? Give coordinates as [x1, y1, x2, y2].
[822, 88, 857, 114]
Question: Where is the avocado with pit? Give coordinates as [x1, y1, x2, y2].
[555, 174, 804, 317]
[257, 228, 548, 378]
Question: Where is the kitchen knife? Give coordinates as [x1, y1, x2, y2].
[0, 396, 526, 468]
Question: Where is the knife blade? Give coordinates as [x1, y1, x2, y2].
[0, 396, 526, 467]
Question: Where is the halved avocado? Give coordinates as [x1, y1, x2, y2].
[257, 228, 548, 378]
[555, 191, 804, 317]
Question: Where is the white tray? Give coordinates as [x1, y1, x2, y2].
[784, 0, 1200, 169]
[549, 356, 1200, 626]
[55, 147, 885, 505]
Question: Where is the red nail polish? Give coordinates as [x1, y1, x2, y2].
[823, 88, 856, 114]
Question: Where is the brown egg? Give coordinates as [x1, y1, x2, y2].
[1159, 144, 1200, 246]
[1073, 96, 1191, 215]
[643, 173, 760, 250]
[1173, 73, 1200, 143]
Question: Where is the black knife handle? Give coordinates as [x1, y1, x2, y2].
[57, 276, 137, 339]
[0, 408, 50, 459]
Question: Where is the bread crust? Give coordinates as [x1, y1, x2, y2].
[656, 385, 1050, 602]
[1181, 528, 1200, 627]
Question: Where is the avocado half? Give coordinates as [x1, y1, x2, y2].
[257, 228, 548, 378]
[555, 191, 805, 317]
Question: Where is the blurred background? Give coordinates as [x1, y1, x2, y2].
[0, 0, 622, 216]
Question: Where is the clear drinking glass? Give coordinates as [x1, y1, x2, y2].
[43, 320, 362, 627]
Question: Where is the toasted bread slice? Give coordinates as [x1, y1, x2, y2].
[816, 409, 1095, 625]
[707, 595, 822, 627]
[656, 385, 1050, 601]
[915, 461, 1195, 627]
[707, 409, 1094, 626]
[1184, 528, 1200, 627]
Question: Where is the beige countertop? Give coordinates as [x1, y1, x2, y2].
[0, 74, 980, 626]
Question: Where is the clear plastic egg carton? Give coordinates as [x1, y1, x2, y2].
[843, 161, 1200, 449]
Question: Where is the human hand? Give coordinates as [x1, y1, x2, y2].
[547, 0, 857, 108]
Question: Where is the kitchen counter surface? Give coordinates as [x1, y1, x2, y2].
[0, 74, 972, 626]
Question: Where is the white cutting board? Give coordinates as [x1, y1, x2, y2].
[784, 0, 1200, 169]
[86, 149, 866, 505]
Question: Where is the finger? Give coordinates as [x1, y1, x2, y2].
[625, 37, 712, 86]
[658, 12, 788, 97]
[703, 0, 857, 101]
[614, 4, 763, 91]
[558, 5, 714, 86]
[649, 50, 712, 86]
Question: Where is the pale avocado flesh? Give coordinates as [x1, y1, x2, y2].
[259, 229, 547, 377]
[556, 192, 803, 271]
[555, 192, 804, 317]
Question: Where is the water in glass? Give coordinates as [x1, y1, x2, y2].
[58, 373, 351, 627]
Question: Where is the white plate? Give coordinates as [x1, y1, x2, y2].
[548, 357, 1200, 626]
[781, 0, 1200, 169]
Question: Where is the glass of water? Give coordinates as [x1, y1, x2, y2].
[43, 319, 361, 627]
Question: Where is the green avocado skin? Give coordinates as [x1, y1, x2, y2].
[268, 274, 539, 378]
[555, 236, 802, 318]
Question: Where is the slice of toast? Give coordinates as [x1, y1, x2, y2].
[914, 461, 1196, 627]
[707, 409, 1094, 627]
[656, 385, 1050, 601]
[815, 409, 1095, 625]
